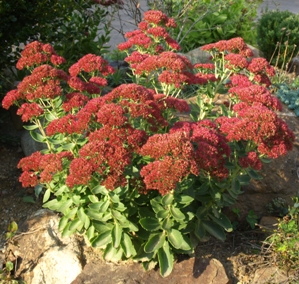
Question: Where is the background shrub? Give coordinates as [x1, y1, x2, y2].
[148, 0, 262, 52]
[0, 0, 114, 97]
[256, 10, 299, 67]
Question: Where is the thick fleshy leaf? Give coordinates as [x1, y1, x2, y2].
[92, 230, 112, 248]
[121, 233, 137, 258]
[88, 199, 109, 212]
[161, 218, 173, 231]
[194, 220, 206, 240]
[167, 229, 183, 249]
[156, 210, 169, 219]
[77, 207, 90, 229]
[112, 223, 122, 248]
[144, 232, 166, 253]
[157, 242, 174, 277]
[103, 243, 123, 262]
[210, 213, 233, 232]
[140, 217, 161, 231]
[92, 185, 108, 195]
[69, 218, 83, 232]
[86, 209, 105, 221]
[43, 188, 51, 203]
[170, 207, 185, 220]
[202, 220, 226, 241]
[162, 193, 174, 206]
[30, 130, 46, 143]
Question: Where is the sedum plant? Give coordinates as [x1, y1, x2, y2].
[2, 11, 295, 277]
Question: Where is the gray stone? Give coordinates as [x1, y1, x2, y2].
[21, 130, 47, 156]
[288, 56, 299, 75]
[71, 257, 230, 284]
[6, 209, 82, 284]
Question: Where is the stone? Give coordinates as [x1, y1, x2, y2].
[288, 56, 299, 75]
[5, 209, 83, 284]
[252, 267, 288, 284]
[258, 216, 279, 232]
[20, 129, 47, 156]
[72, 257, 230, 284]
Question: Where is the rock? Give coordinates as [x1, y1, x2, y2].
[6, 209, 82, 284]
[252, 267, 288, 284]
[72, 257, 230, 284]
[230, 104, 299, 220]
[258, 216, 279, 232]
[288, 56, 299, 75]
[20, 130, 47, 156]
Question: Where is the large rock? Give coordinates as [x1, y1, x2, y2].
[72, 257, 230, 284]
[21, 130, 47, 156]
[6, 209, 82, 284]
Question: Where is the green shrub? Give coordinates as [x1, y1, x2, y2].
[148, 0, 262, 52]
[0, 0, 115, 97]
[256, 10, 299, 67]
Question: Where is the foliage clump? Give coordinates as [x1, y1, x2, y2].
[256, 10, 299, 67]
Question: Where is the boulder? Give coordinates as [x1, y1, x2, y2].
[72, 257, 230, 284]
[5, 209, 82, 284]
[20, 130, 47, 156]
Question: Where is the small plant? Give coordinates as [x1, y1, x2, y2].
[266, 197, 288, 217]
[276, 84, 299, 116]
[264, 196, 299, 271]
[246, 210, 258, 229]
[0, 222, 25, 284]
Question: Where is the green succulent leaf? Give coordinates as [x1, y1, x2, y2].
[112, 222, 122, 248]
[144, 232, 166, 253]
[121, 233, 137, 258]
[167, 229, 183, 249]
[140, 217, 161, 231]
[162, 193, 174, 206]
[92, 230, 112, 248]
[170, 207, 185, 220]
[202, 220, 226, 241]
[103, 243, 123, 262]
[157, 241, 174, 278]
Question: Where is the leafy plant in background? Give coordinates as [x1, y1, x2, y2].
[256, 10, 299, 68]
[147, 0, 262, 52]
[0, 0, 120, 98]
[264, 196, 299, 271]
[2, 11, 295, 277]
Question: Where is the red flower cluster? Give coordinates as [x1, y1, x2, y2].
[201, 37, 253, 57]
[224, 53, 249, 70]
[139, 120, 231, 195]
[239, 152, 262, 171]
[16, 102, 44, 122]
[16, 41, 66, 70]
[216, 103, 295, 158]
[131, 52, 207, 89]
[18, 151, 73, 188]
[118, 10, 179, 53]
[229, 84, 282, 111]
[68, 54, 114, 77]
[62, 92, 89, 112]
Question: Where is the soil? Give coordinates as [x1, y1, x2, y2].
[0, 107, 298, 283]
